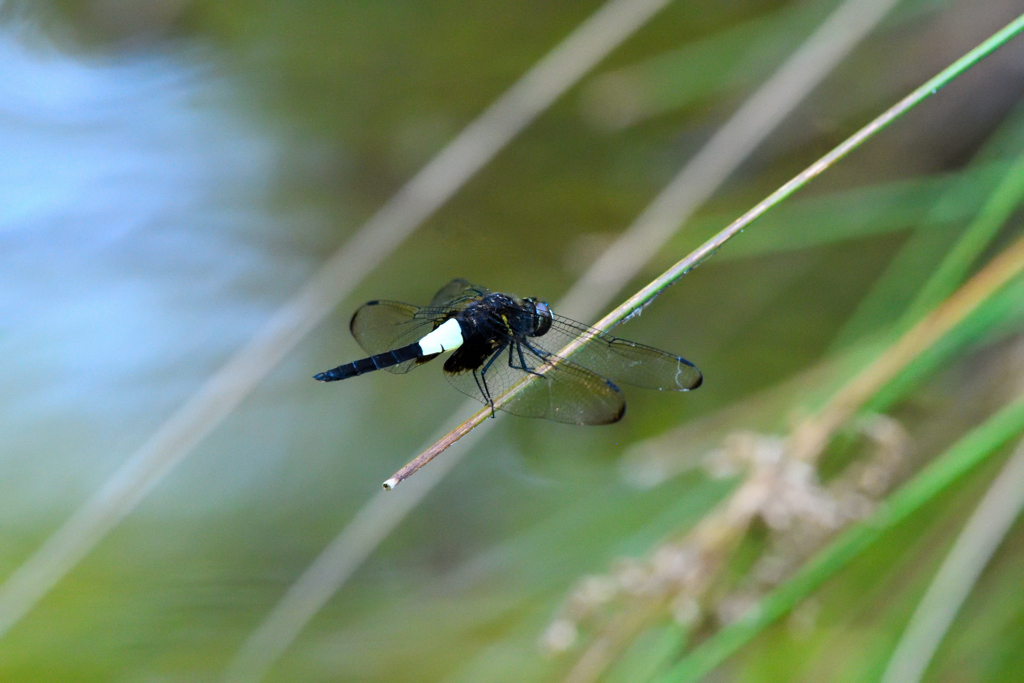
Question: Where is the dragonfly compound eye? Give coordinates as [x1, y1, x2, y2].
[531, 301, 552, 337]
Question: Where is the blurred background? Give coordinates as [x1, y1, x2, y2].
[2, 0, 1024, 680]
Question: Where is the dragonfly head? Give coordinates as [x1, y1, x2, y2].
[524, 298, 552, 337]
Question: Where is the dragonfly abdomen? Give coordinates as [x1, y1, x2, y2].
[315, 318, 465, 382]
[314, 343, 422, 381]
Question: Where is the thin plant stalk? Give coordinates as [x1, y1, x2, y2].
[386, 11, 1024, 489]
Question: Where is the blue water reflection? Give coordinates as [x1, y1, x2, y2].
[0, 24, 319, 517]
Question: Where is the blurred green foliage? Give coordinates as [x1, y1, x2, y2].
[4, 0, 1024, 681]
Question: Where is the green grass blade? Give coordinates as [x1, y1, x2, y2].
[971, 99, 1024, 164]
[830, 102, 1024, 350]
[676, 163, 1009, 261]
[583, 0, 956, 128]
[658, 396, 1024, 683]
[829, 157, 1021, 350]
[867, 274, 1024, 414]
[900, 148, 1024, 324]
[879, 437, 1024, 683]
[828, 226, 961, 350]
[606, 621, 689, 683]
[581, 0, 835, 126]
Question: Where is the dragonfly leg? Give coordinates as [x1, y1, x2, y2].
[472, 369, 495, 417]
[478, 341, 507, 418]
[510, 341, 544, 377]
[481, 342, 506, 376]
[522, 340, 553, 361]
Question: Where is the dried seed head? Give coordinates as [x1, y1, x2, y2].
[651, 544, 696, 583]
[575, 575, 618, 607]
[670, 593, 701, 626]
[541, 618, 578, 654]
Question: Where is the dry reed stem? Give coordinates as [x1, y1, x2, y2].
[790, 231, 1024, 462]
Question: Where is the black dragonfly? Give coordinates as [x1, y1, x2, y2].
[314, 279, 702, 424]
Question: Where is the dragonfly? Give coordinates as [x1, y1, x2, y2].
[314, 279, 702, 424]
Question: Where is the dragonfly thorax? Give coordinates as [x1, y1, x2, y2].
[464, 293, 552, 339]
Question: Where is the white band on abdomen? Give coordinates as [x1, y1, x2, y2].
[417, 318, 464, 355]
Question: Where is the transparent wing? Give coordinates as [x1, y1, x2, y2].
[428, 278, 490, 307]
[530, 315, 702, 391]
[348, 301, 447, 374]
[442, 341, 625, 425]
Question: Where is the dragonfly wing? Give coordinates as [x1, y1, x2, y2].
[443, 341, 625, 425]
[506, 355, 626, 425]
[349, 300, 445, 374]
[429, 279, 490, 307]
[533, 316, 702, 391]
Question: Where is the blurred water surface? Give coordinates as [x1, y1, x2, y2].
[0, 20, 324, 514]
